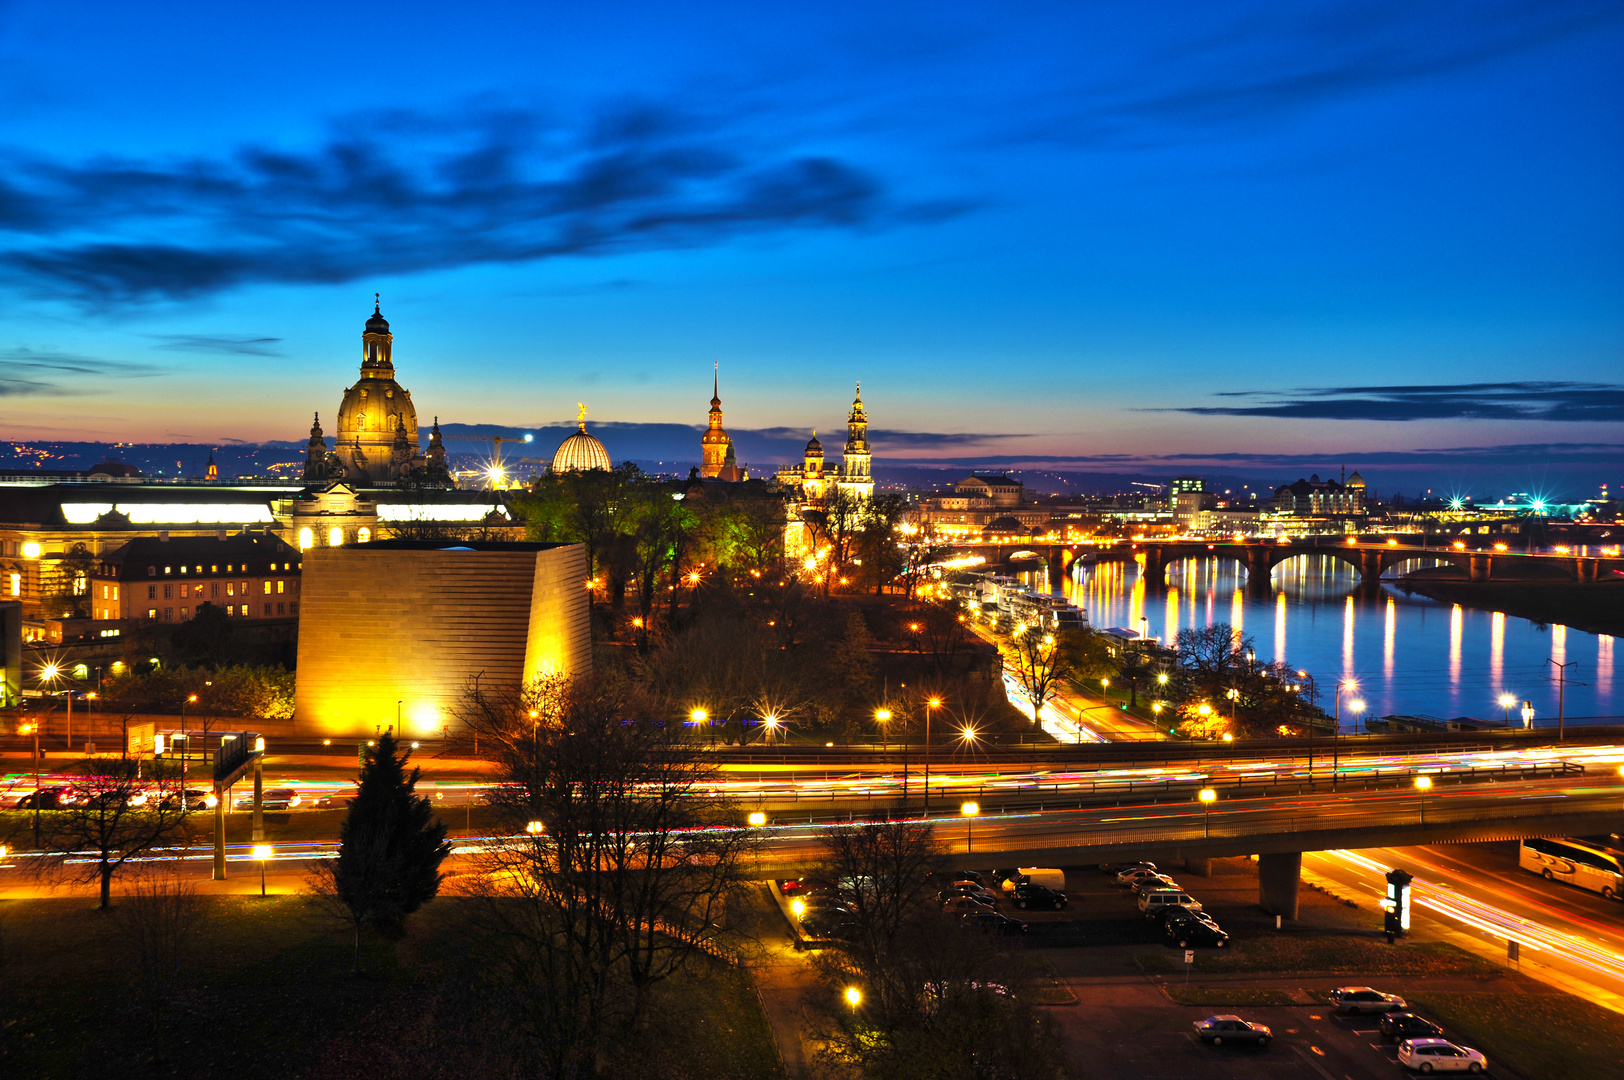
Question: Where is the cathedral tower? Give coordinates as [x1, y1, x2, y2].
[837, 383, 873, 500]
[700, 363, 733, 478]
[335, 296, 419, 484]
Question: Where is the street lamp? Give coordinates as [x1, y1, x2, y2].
[1414, 775, 1433, 825]
[924, 698, 941, 811]
[1198, 787, 1216, 839]
[845, 986, 862, 1011]
[961, 800, 980, 852]
[20, 721, 40, 848]
[252, 844, 272, 897]
[748, 811, 767, 827]
[1498, 694, 1516, 726]
[791, 897, 805, 920]
[875, 707, 891, 753]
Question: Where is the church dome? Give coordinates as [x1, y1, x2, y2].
[805, 432, 823, 454]
[337, 377, 418, 445]
[552, 430, 611, 472]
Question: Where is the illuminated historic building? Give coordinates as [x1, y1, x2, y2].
[699, 365, 746, 480]
[302, 298, 452, 488]
[551, 404, 612, 473]
[294, 541, 590, 739]
[777, 384, 874, 508]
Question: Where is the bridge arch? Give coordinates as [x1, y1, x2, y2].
[1381, 555, 1467, 579]
[1265, 549, 1366, 580]
[1156, 549, 1253, 586]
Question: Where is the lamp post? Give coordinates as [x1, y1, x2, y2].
[1332, 679, 1357, 790]
[845, 986, 862, 1012]
[1198, 787, 1216, 839]
[180, 693, 198, 770]
[961, 800, 979, 853]
[396, 699, 403, 737]
[1414, 775, 1433, 826]
[690, 707, 708, 748]
[924, 698, 940, 812]
[1498, 694, 1516, 727]
[20, 722, 40, 849]
[252, 844, 271, 897]
[875, 707, 891, 753]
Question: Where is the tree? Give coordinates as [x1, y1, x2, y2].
[1005, 623, 1072, 723]
[460, 674, 755, 1080]
[169, 601, 238, 667]
[309, 732, 450, 971]
[37, 757, 193, 909]
[117, 867, 204, 1035]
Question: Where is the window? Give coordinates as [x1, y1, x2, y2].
[240, 580, 248, 595]
[289, 602, 298, 615]
[149, 609, 157, 619]
[101, 584, 109, 599]
[227, 582, 235, 596]
[263, 580, 272, 595]
[211, 565, 218, 573]
[357, 527, 371, 543]
[211, 583, 219, 597]
[164, 607, 173, 621]
[164, 566, 171, 574]
[227, 564, 234, 572]
[163, 584, 173, 599]
[227, 605, 234, 616]
[263, 602, 272, 616]
[148, 566, 156, 576]
[148, 585, 156, 599]
[276, 602, 285, 615]
[8, 573, 18, 597]
[329, 526, 344, 547]
[112, 585, 118, 600]
[180, 606, 189, 619]
[277, 580, 285, 594]
[298, 528, 313, 550]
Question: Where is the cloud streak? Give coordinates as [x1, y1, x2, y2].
[1164, 381, 1624, 422]
[0, 102, 965, 306]
[0, 347, 164, 396]
[148, 334, 284, 356]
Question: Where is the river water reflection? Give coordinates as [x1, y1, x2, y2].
[1020, 555, 1616, 726]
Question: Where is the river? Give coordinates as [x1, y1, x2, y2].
[1018, 555, 1617, 728]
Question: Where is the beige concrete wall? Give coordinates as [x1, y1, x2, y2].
[294, 544, 589, 738]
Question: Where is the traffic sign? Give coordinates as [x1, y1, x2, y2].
[1184, 949, 1194, 965]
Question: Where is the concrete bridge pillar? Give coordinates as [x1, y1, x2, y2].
[1257, 851, 1301, 920]
[1358, 549, 1383, 582]
[1142, 547, 1165, 593]
[1469, 555, 1492, 582]
[1245, 548, 1273, 596]
[1049, 547, 1074, 590]
[1577, 558, 1598, 583]
[1186, 857, 1213, 877]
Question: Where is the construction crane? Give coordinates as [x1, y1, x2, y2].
[1131, 481, 1166, 493]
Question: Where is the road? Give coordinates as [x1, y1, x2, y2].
[1307, 841, 1624, 1011]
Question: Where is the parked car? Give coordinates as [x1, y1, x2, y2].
[1155, 905, 1217, 929]
[1329, 986, 1407, 1015]
[800, 909, 859, 940]
[933, 869, 986, 888]
[1381, 1014, 1444, 1042]
[1132, 874, 1183, 895]
[1010, 883, 1067, 910]
[1193, 1015, 1271, 1046]
[1139, 889, 1202, 918]
[942, 895, 996, 915]
[1114, 865, 1161, 886]
[1164, 916, 1228, 948]
[234, 787, 301, 810]
[937, 883, 1001, 906]
[1397, 1038, 1487, 1073]
[961, 912, 1028, 935]
[1105, 860, 1157, 876]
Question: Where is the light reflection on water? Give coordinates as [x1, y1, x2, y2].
[1013, 555, 1619, 725]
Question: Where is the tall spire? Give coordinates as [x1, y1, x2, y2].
[711, 361, 720, 407]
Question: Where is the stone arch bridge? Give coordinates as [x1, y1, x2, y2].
[965, 538, 1620, 594]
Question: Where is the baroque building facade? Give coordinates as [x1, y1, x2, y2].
[776, 384, 874, 508]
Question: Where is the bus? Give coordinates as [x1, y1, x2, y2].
[1519, 837, 1624, 901]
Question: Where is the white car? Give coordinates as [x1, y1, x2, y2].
[1398, 1038, 1487, 1073]
[1328, 985, 1407, 1014]
[1115, 864, 1160, 886]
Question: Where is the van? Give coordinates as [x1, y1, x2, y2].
[998, 867, 1066, 893]
[1138, 889, 1201, 918]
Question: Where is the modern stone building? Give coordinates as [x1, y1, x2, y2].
[293, 541, 590, 739]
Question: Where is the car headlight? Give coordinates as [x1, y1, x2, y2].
[204, 794, 219, 808]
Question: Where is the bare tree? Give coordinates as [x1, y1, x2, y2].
[1005, 623, 1071, 724]
[458, 673, 756, 1079]
[37, 757, 193, 909]
[117, 867, 204, 1026]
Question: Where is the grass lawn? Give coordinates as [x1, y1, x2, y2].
[1136, 933, 1499, 976]
[1163, 987, 1296, 1007]
[1410, 992, 1624, 1080]
[0, 893, 783, 1079]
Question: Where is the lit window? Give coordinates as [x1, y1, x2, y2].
[211, 565, 218, 572]
[22, 541, 41, 558]
[7, 573, 17, 596]
[298, 528, 313, 550]
[149, 609, 157, 619]
[277, 580, 284, 594]
[357, 526, 371, 543]
[263, 581, 271, 595]
[112, 585, 118, 600]
[328, 527, 343, 547]
[227, 582, 235, 596]
[164, 566, 172, 574]
[227, 605, 234, 616]
[180, 607, 188, 619]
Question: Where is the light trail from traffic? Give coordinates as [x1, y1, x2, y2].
[1323, 848, 1624, 992]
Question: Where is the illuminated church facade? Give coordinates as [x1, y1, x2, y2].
[776, 384, 874, 508]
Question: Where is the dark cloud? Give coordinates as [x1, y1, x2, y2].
[878, 441, 1624, 469]
[0, 103, 965, 306]
[0, 347, 164, 395]
[1038, 1, 1624, 147]
[148, 334, 283, 356]
[1163, 382, 1624, 422]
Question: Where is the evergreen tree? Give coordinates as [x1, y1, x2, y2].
[317, 732, 450, 968]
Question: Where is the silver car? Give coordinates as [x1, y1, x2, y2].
[1329, 986, 1407, 1015]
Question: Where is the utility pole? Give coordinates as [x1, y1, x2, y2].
[1543, 660, 1584, 742]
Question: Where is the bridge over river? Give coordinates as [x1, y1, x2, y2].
[959, 536, 1623, 594]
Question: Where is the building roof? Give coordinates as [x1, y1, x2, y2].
[99, 532, 300, 579]
[551, 430, 612, 472]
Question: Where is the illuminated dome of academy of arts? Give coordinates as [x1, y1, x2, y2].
[551, 406, 612, 473]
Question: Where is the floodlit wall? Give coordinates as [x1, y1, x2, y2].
[293, 544, 589, 738]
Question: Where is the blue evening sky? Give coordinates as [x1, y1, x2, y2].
[1, 1, 1620, 489]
